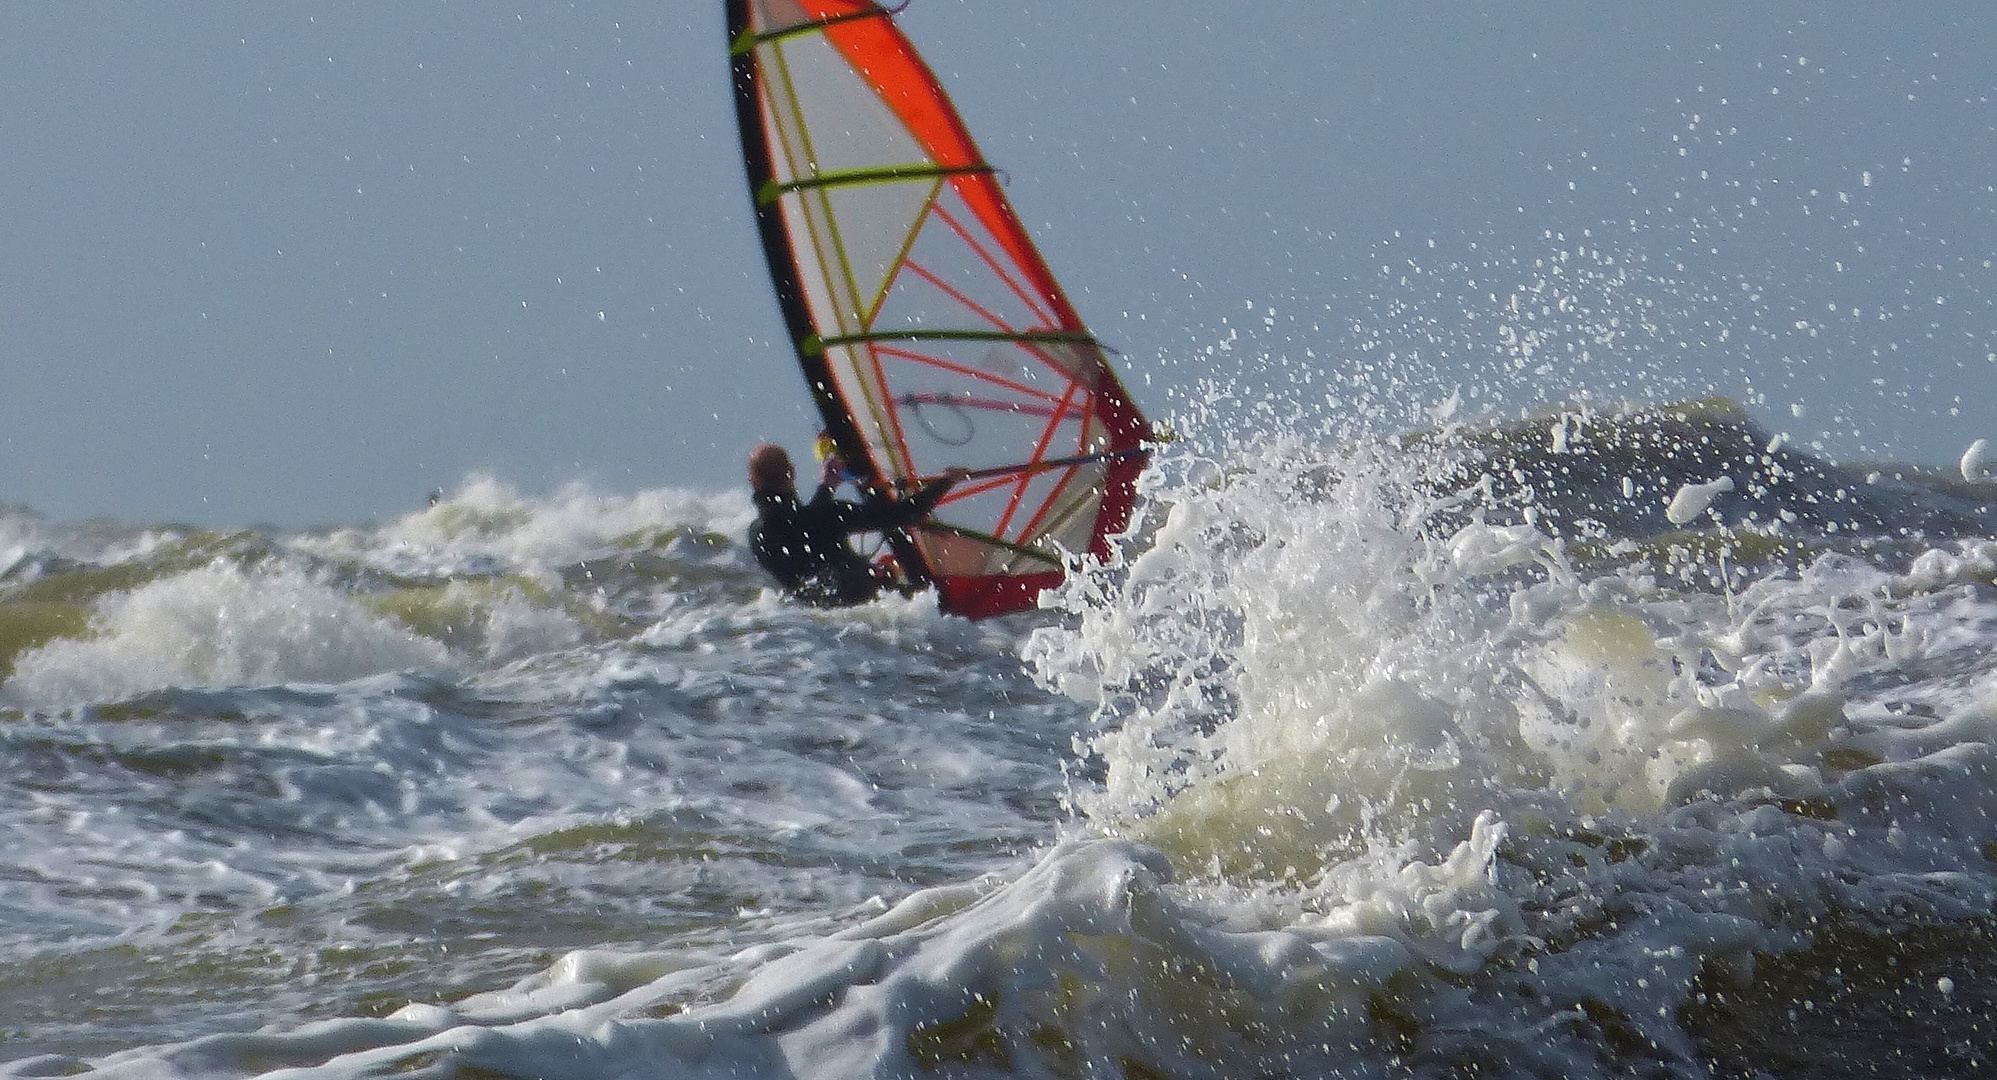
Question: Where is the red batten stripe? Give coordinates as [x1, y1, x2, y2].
[902, 257, 1026, 345]
[873, 346, 1067, 406]
[929, 202, 1057, 331]
[993, 381, 1079, 539]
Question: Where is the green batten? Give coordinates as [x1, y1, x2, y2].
[914, 520, 1063, 567]
[728, 8, 887, 57]
[756, 163, 995, 206]
[801, 328, 1097, 356]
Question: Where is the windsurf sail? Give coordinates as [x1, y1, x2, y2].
[728, 0, 1150, 619]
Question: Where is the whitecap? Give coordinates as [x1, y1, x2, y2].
[3, 564, 454, 708]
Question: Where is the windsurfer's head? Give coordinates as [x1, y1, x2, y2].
[748, 443, 796, 495]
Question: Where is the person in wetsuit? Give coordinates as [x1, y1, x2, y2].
[746, 442, 964, 607]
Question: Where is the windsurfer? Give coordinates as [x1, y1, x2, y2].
[746, 443, 965, 607]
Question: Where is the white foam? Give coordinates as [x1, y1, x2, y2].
[1447, 521, 1550, 576]
[71, 838, 1453, 1079]
[3, 564, 453, 708]
[302, 474, 753, 580]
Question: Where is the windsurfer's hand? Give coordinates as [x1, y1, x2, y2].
[941, 467, 970, 485]
[818, 455, 846, 489]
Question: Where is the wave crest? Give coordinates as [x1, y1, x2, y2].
[4, 564, 454, 708]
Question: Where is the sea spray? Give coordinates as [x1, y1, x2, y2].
[1664, 476, 1736, 526]
[1033, 434, 1525, 877]
[1024, 410, 1997, 1074]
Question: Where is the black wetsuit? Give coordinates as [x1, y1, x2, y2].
[749, 479, 954, 607]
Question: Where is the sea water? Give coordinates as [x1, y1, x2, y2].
[4, 402, 1997, 1078]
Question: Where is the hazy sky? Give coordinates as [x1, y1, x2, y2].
[3, 2, 1991, 526]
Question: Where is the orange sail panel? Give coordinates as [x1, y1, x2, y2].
[729, 0, 1148, 618]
